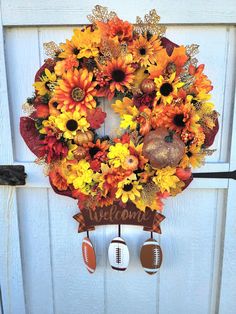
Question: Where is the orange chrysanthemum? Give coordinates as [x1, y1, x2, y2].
[54, 68, 97, 113]
[102, 58, 135, 97]
[129, 34, 162, 67]
[96, 17, 133, 42]
[149, 46, 188, 78]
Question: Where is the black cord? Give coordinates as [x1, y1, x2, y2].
[118, 224, 121, 237]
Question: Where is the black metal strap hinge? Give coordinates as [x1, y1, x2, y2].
[0, 165, 27, 185]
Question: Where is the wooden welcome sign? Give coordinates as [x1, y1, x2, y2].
[73, 202, 165, 234]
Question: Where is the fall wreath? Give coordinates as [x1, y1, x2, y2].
[20, 6, 219, 216]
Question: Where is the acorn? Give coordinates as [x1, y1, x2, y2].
[140, 78, 155, 94]
[73, 146, 86, 160]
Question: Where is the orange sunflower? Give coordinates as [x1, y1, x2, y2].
[102, 58, 135, 95]
[160, 103, 200, 133]
[54, 68, 97, 113]
[129, 34, 163, 67]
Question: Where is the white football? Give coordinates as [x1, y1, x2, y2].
[108, 237, 129, 271]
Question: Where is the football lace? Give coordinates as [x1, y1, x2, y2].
[84, 246, 89, 263]
[116, 247, 121, 264]
[153, 247, 160, 266]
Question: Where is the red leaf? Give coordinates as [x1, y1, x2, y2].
[87, 107, 106, 129]
[161, 37, 179, 56]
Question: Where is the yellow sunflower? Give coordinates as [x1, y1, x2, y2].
[116, 174, 142, 203]
[55, 111, 90, 139]
[129, 34, 163, 67]
[154, 73, 185, 105]
[58, 39, 80, 59]
[180, 145, 206, 168]
[33, 69, 57, 96]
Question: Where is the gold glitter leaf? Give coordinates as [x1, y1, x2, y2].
[43, 41, 62, 58]
[22, 101, 36, 116]
[135, 9, 166, 37]
[87, 5, 117, 24]
[185, 44, 199, 58]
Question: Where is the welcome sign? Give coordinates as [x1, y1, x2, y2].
[73, 202, 165, 234]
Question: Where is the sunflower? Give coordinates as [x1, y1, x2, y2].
[107, 142, 130, 168]
[129, 34, 162, 67]
[54, 68, 97, 113]
[58, 39, 80, 59]
[180, 145, 205, 168]
[161, 103, 200, 133]
[154, 73, 185, 105]
[33, 69, 57, 96]
[72, 27, 101, 59]
[96, 16, 133, 42]
[102, 58, 135, 94]
[55, 111, 90, 139]
[116, 174, 142, 203]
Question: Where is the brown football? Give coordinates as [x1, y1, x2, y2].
[140, 238, 162, 275]
[82, 237, 96, 274]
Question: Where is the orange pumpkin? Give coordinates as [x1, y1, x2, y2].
[123, 155, 139, 171]
[74, 130, 94, 145]
[73, 146, 87, 160]
[142, 128, 185, 168]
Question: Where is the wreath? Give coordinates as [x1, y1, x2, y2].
[20, 6, 219, 215]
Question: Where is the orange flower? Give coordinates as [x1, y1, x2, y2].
[189, 64, 213, 94]
[59, 39, 79, 59]
[159, 103, 200, 134]
[149, 46, 188, 78]
[84, 139, 109, 163]
[54, 56, 79, 76]
[54, 68, 97, 113]
[129, 34, 162, 67]
[101, 58, 135, 97]
[96, 17, 133, 42]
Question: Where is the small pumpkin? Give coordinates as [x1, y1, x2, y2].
[142, 128, 185, 168]
[73, 146, 87, 160]
[48, 99, 60, 116]
[140, 78, 155, 94]
[74, 130, 94, 145]
[123, 155, 139, 171]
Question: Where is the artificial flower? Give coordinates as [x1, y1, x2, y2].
[116, 174, 142, 203]
[54, 68, 97, 113]
[72, 27, 101, 58]
[55, 111, 90, 139]
[129, 34, 162, 67]
[107, 142, 130, 168]
[154, 73, 185, 105]
[153, 167, 180, 193]
[33, 69, 57, 96]
[96, 16, 133, 42]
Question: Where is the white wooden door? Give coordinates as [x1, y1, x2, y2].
[0, 1, 236, 314]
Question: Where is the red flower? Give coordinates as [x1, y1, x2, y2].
[40, 135, 68, 163]
[133, 92, 156, 109]
[86, 107, 107, 129]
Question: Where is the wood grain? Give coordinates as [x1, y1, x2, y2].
[1, 0, 236, 25]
